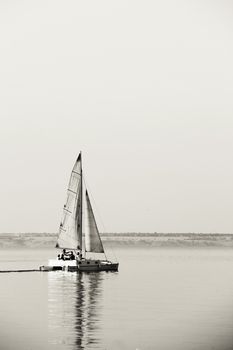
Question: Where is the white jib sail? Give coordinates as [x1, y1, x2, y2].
[56, 153, 82, 250]
[85, 190, 104, 253]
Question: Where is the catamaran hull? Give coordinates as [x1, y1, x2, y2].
[39, 259, 119, 272]
[67, 262, 119, 272]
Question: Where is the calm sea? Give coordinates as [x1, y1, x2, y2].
[1, 247, 233, 350]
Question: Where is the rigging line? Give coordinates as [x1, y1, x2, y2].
[80, 158, 86, 258]
[82, 172, 107, 232]
[82, 172, 109, 246]
[82, 172, 118, 263]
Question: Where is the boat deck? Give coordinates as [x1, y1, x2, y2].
[40, 259, 119, 272]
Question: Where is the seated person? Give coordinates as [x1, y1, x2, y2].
[69, 251, 75, 260]
[58, 249, 69, 260]
[60, 249, 76, 260]
[58, 249, 79, 261]
[76, 250, 83, 260]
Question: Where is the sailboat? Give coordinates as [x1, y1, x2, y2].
[40, 153, 119, 272]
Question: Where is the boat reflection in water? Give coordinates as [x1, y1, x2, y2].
[48, 271, 104, 350]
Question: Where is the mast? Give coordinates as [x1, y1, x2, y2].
[80, 151, 83, 254]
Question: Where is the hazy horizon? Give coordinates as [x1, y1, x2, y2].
[0, 1, 233, 233]
[1, 232, 233, 236]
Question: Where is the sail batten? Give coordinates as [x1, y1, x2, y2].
[85, 190, 104, 253]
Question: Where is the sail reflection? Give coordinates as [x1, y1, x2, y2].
[48, 272, 104, 350]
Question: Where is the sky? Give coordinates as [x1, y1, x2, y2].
[0, 0, 233, 233]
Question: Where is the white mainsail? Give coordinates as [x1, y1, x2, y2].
[85, 190, 104, 253]
[56, 153, 83, 250]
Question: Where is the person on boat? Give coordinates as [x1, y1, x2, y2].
[59, 249, 75, 260]
[75, 250, 82, 261]
[69, 251, 75, 260]
[60, 249, 68, 260]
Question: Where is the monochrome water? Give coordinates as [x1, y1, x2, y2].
[1, 246, 233, 350]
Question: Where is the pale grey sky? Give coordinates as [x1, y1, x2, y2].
[0, 0, 233, 233]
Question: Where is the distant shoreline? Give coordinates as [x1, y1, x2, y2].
[0, 232, 233, 249]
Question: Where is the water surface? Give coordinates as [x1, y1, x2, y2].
[1, 247, 233, 349]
